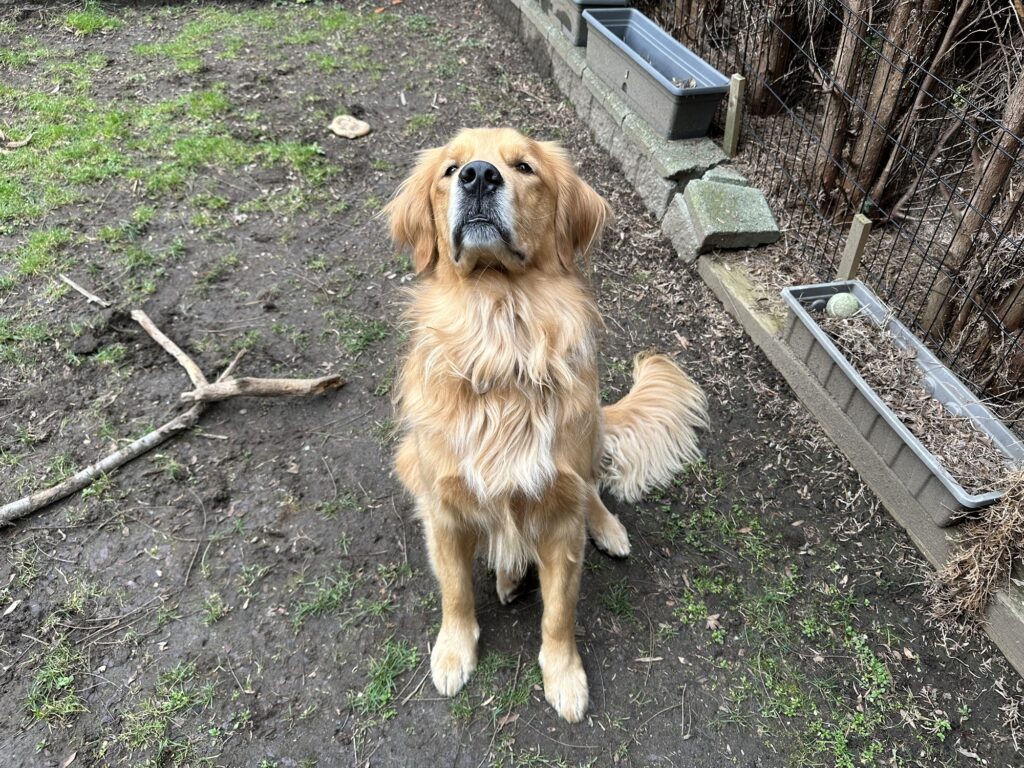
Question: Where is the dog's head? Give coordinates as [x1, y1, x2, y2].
[384, 127, 610, 277]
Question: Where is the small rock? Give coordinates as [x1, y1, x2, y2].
[328, 114, 371, 139]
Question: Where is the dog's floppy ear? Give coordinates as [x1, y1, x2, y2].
[384, 146, 444, 274]
[545, 142, 611, 272]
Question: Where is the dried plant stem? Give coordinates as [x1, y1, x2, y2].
[928, 470, 1024, 623]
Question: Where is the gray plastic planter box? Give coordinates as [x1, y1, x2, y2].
[582, 8, 729, 139]
[781, 280, 1023, 527]
[546, 0, 626, 46]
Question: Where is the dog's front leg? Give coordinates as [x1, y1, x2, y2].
[424, 510, 479, 696]
[537, 514, 588, 723]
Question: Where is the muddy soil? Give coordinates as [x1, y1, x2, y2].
[1, 3, 1021, 767]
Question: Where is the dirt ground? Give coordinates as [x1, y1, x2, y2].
[2, 3, 1023, 767]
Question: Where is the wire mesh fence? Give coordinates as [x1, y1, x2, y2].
[634, 0, 1024, 433]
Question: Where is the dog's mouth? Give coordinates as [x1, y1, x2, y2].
[452, 214, 525, 265]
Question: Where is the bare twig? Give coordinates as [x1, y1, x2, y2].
[180, 375, 344, 403]
[59, 274, 110, 308]
[131, 309, 207, 387]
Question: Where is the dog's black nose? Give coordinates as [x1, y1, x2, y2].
[459, 161, 503, 196]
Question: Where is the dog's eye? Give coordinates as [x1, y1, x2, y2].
[443, 164, 458, 177]
[514, 162, 533, 174]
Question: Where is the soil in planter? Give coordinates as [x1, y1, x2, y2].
[821, 312, 1011, 494]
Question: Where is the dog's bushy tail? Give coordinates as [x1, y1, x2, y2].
[600, 354, 708, 502]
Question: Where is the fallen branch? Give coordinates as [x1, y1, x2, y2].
[0, 314, 343, 526]
[59, 274, 111, 308]
[131, 309, 207, 387]
[181, 375, 344, 403]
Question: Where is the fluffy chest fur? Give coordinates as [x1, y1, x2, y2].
[398, 273, 601, 501]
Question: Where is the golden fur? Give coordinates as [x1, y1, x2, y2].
[385, 127, 707, 722]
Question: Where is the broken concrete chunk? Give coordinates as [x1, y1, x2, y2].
[684, 179, 780, 252]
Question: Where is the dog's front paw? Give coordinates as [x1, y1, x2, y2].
[590, 512, 630, 558]
[431, 623, 479, 696]
[539, 648, 589, 723]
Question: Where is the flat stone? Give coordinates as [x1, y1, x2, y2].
[660, 195, 699, 263]
[702, 165, 748, 187]
[684, 180, 780, 252]
[328, 115, 370, 139]
[622, 113, 727, 181]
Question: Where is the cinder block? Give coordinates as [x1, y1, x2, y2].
[587, 95, 621, 151]
[582, 68, 629, 128]
[684, 179, 780, 252]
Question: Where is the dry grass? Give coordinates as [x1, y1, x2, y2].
[821, 313, 1009, 493]
[927, 469, 1024, 623]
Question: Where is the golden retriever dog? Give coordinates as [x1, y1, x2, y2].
[385, 127, 707, 722]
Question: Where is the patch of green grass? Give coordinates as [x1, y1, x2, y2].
[202, 592, 230, 625]
[26, 639, 86, 722]
[11, 546, 39, 589]
[601, 577, 635, 621]
[0, 318, 51, 366]
[316, 490, 362, 517]
[322, 309, 389, 355]
[186, 86, 231, 119]
[404, 113, 436, 136]
[348, 638, 419, 720]
[291, 570, 356, 630]
[8, 227, 72, 277]
[63, 4, 123, 36]
[117, 660, 217, 759]
[447, 651, 542, 726]
[94, 343, 127, 367]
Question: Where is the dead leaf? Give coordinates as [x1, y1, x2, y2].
[2, 599, 20, 617]
[903, 647, 916, 660]
[5, 133, 32, 149]
[328, 114, 371, 139]
[61, 752, 77, 768]
[705, 614, 721, 630]
[497, 712, 519, 730]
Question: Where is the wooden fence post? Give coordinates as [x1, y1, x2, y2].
[723, 74, 746, 158]
[837, 214, 872, 280]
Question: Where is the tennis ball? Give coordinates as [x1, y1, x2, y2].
[825, 292, 860, 318]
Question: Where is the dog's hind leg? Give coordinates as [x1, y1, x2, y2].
[496, 562, 526, 604]
[585, 484, 630, 557]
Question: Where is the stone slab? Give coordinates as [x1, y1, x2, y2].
[660, 195, 699, 263]
[685, 179, 780, 251]
[702, 165, 748, 186]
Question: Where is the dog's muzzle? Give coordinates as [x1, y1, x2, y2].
[450, 161, 520, 261]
